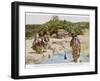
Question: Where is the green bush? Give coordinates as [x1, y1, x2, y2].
[25, 16, 89, 39]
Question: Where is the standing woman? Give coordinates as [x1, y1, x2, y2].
[43, 31, 50, 49]
[70, 35, 81, 63]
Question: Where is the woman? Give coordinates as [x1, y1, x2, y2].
[70, 35, 81, 62]
[31, 33, 43, 54]
[43, 32, 50, 49]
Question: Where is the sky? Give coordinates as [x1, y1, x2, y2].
[26, 12, 89, 25]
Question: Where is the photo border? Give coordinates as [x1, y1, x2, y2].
[11, 1, 98, 79]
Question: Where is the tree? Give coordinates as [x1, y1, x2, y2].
[25, 16, 89, 39]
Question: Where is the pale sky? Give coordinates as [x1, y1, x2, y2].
[26, 13, 89, 25]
